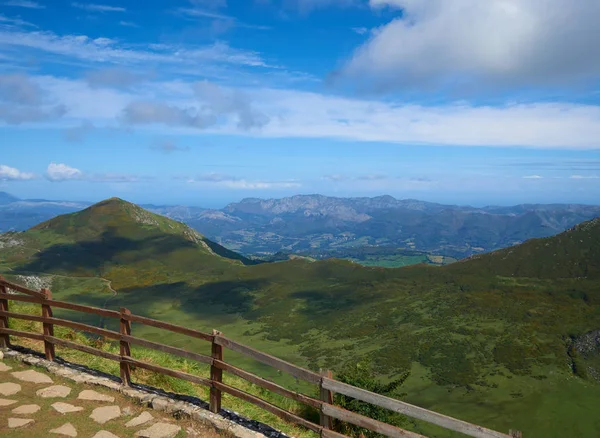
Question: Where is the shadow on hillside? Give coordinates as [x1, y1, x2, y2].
[18, 226, 199, 275]
[117, 279, 270, 317]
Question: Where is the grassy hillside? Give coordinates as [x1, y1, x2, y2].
[450, 217, 600, 279]
[1, 200, 600, 437]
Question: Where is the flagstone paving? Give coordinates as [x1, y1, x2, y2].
[49, 422, 78, 437]
[11, 404, 40, 415]
[36, 385, 72, 398]
[1, 355, 225, 437]
[51, 402, 84, 414]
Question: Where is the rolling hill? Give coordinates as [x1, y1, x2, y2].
[1, 198, 600, 437]
[0, 197, 254, 289]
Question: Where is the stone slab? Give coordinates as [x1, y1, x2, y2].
[0, 362, 12, 372]
[92, 432, 120, 438]
[126, 411, 154, 428]
[0, 398, 17, 406]
[90, 405, 121, 424]
[11, 369, 53, 383]
[52, 402, 85, 414]
[12, 404, 41, 414]
[8, 417, 34, 428]
[50, 422, 78, 437]
[0, 382, 21, 396]
[78, 389, 115, 402]
[37, 385, 72, 398]
[135, 422, 181, 438]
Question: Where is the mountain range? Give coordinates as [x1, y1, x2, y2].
[2, 192, 600, 262]
[1, 197, 600, 437]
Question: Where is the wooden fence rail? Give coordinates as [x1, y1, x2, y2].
[0, 277, 521, 438]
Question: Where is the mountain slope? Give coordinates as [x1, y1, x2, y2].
[2, 200, 600, 437]
[177, 194, 600, 257]
[450, 217, 600, 279]
[1, 197, 254, 288]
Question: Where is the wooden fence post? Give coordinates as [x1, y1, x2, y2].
[0, 276, 9, 349]
[210, 329, 223, 413]
[509, 430, 523, 438]
[120, 307, 132, 386]
[320, 369, 334, 430]
[41, 288, 55, 361]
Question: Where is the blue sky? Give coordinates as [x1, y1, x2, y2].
[1, 0, 599, 207]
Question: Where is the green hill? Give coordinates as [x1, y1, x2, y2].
[1, 197, 254, 289]
[2, 200, 600, 437]
[450, 217, 600, 279]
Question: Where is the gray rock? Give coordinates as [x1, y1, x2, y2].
[37, 385, 72, 398]
[51, 402, 85, 414]
[78, 389, 115, 402]
[90, 405, 121, 424]
[125, 411, 154, 428]
[135, 422, 181, 438]
[49, 422, 78, 437]
[0, 382, 21, 396]
[11, 369, 53, 383]
[8, 417, 34, 428]
[151, 397, 170, 412]
[12, 404, 41, 414]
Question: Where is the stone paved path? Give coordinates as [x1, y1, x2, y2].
[0, 355, 223, 437]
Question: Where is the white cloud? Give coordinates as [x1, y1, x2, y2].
[0, 73, 67, 124]
[46, 162, 83, 181]
[523, 175, 543, 179]
[0, 164, 35, 180]
[569, 175, 599, 179]
[0, 29, 270, 69]
[352, 27, 368, 35]
[6, 74, 600, 149]
[0, 73, 42, 105]
[323, 174, 347, 182]
[3, 0, 45, 8]
[119, 21, 139, 28]
[45, 162, 146, 183]
[340, 0, 600, 93]
[121, 81, 269, 130]
[189, 173, 301, 189]
[0, 13, 36, 27]
[71, 2, 125, 12]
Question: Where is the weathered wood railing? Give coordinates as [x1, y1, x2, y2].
[0, 277, 522, 438]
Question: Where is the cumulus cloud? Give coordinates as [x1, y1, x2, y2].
[46, 162, 83, 182]
[0, 74, 43, 105]
[339, 0, 600, 94]
[0, 164, 35, 181]
[71, 2, 125, 12]
[122, 81, 269, 130]
[189, 173, 301, 189]
[122, 101, 217, 128]
[0, 74, 66, 124]
[194, 81, 270, 129]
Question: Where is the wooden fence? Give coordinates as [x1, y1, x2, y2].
[0, 277, 522, 438]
